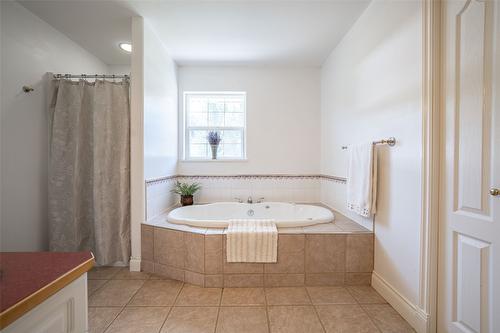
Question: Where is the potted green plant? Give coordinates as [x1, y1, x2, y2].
[207, 131, 222, 160]
[171, 181, 202, 206]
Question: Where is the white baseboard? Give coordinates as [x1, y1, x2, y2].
[129, 257, 141, 272]
[371, 271, 430, 333]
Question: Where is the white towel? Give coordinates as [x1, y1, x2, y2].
[346, 143, 378, 217]
[226, 219, 277, 263]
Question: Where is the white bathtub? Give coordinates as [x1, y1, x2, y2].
[167, 202, 334, 228]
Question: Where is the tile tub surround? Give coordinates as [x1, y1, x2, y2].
[146, 177, 178, 221]
[141, 215, 373, 288]
[145, 174, 346, 220]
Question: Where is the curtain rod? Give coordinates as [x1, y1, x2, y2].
[22, 73, 130, 93]
[53, 74, 130, 79]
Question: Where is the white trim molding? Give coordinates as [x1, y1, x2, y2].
[129, 257, 142, 272]
[372, 272, 430, 333]
[418, 0, 441, 332]
[129, 16, 145, 272]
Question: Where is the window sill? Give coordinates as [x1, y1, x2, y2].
[180, 159, 248, 163]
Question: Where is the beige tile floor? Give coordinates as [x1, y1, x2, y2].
[87, 267, 415, 333]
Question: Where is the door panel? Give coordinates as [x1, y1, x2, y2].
[454, 233, 490, 333]
[455, 0, 493, 218]
[439, 1, 499, 332]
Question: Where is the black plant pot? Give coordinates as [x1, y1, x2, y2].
[181, 195, 193, 206]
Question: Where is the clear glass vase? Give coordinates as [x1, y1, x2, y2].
[210, 144, 218, 160]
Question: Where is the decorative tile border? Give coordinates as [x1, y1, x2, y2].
[320, 174, 348, 183]
[144, 175, 178, 186]
[145, 174, 347, 186]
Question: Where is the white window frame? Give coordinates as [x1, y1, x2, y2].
[182, 91, 247, 161]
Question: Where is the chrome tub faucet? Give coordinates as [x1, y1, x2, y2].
[234, 196, 264, 204]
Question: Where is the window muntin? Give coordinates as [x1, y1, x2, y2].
[184, 92, 246, 160]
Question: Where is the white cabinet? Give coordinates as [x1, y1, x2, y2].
[3, 274, 88, 333]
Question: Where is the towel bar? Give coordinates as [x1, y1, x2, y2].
[341, 137, 396, 150]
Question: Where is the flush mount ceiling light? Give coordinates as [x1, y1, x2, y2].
[118, 42, 132, 53]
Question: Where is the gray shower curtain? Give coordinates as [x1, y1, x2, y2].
[47, 77, 130, 265]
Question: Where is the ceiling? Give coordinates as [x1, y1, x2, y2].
[20, 0, 370, 67]
[19, 0, 135, 65]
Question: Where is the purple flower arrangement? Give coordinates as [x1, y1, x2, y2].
[207, 131, 222, 159]
[207, 131, 222, 145]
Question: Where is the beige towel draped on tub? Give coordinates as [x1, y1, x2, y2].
[226, 219, 278, 263]
[346, 142, 378, 217]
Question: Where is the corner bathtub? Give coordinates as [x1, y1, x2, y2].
[167, 202, 334, 228]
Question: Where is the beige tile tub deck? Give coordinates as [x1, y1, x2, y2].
[141, 224, 154, 262]
[346, 234, 374, 272]
[141, 213, 374, 288]
[305, 234, 346, 273]
[154, 228, 186, 269]
[185, 232, 205, 273]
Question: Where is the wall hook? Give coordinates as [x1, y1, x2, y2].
[22, 86, 34, 93]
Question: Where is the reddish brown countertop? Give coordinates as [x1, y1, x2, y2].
[0, 251, 94, 329]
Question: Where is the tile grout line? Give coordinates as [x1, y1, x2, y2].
[213, 285, 223, 333]
[88, 268, 127, 333]
[357, 302, 384, 333]
[101, 307, 123, 333]
[344, 235, 348, 285]
[304, 287, 327, 333]
[100, 272, 148, 333]
[303, 235, 307, 286]
[264, 288, 271, 333]
[88, 278, 110, 298]
[345, 286, 383, 333]
[157, 281, 185, 333]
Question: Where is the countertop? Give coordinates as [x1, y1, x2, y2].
[0, 251, 94, 329]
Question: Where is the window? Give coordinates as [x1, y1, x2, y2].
[183, 92, 246, 160]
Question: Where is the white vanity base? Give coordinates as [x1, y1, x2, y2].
[3, 274, 88, 333]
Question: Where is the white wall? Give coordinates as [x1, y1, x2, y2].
[0, 1, 110, 251]
[144, 23, 178, 180]
[142, 21, 179, 220]
[108, 64, 131, 75]
[177, 67, 321, 175]
[320, 0, 422, 308]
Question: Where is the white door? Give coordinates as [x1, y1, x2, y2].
[439, 0, 500, 332]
